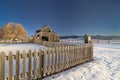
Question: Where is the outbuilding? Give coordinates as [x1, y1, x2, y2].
[34, 25, 60, 42]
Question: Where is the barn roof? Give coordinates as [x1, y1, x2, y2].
[36, 25, 53, 33]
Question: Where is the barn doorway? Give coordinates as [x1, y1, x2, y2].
[42, 36, 48, 41]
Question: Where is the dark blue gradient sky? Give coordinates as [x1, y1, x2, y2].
[0, 0, 120, 36]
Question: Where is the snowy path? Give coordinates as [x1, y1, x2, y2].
[43, 44, 120, 80]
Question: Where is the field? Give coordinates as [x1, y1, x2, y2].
[0, 42, 120, 80]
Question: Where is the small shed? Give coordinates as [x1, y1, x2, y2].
[34, 25, 60, 42]
[84, 34, 92, 43]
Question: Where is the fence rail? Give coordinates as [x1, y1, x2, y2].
[92, 39, 120, 44]
[0, 43, 93, 80]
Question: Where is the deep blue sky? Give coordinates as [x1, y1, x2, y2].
[0, 0, 120, 36]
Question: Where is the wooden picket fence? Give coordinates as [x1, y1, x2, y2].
[0, 43, 93, 80]
[33, 41, 82, 48]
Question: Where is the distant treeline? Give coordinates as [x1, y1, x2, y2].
[61, 35, 82, 39]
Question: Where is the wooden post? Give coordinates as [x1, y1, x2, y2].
[91, 44, 93, 59]
[76, 46, 78, 65]
[61, 46, 64, 70]
[80, 45, 82, 64]
[89, 44, 91, 60]
[75, 45, 77, 65]
[0, 52, 5, 80]
[86, 44, 88, 61]
[39, 49, 43, 78]
[78, 45, 80, 64]
[51, 48, 55, 73]
[69, 46, 72, 67]
[43, 49, 47, 77]
[58, 47, 61, 72]
[47, 48, 51, 75]
[55, 47, 59, 72]
[81, 44, 84, 63]
[73, 45, 75, 66]
[76, 46, 79, 65]
[16, 51, 20, 80]
[8, 51, 13, 80]
[28, 50, 32, 80]
[22, 50, 26, 80]
[64, 46, 67, 70]
[34, 49, 37, 79]
[88, 44, 89, 60]
[83, 44, 85, 62]
[85, 44, 87, 61]
[84, 44, 86, 61]
[83, 45, 85, 62]
[72, 46, 75, 66]
[66, 46, 68, 68]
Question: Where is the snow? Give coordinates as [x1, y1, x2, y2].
[43, 44, 120, 80]
[0, 43, 120, 80]
[0, 44, 48, 55]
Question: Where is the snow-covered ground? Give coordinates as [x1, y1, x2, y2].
[0, 44, 48, 55]
[43, 44, 120, 80]
[0, 43, 120, 80]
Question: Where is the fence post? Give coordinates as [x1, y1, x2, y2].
[28, 50, 32, 80]
[61, 46, 64, 70]
[84, 44, 86, 61]
[78, 45, 81, 64]
[81, 44, 84, 63]
[22, 50, 26, 80]
[89, 44, 91, 60]
[39, 49, 43, 78]
[69, 46, 71, 67]
[58, 47, 61, 72]
[64, 46, 67, 70]
[16, 50, 20, 80]
[67, 46, 69, 68]
[34, 49, 37, 79]
[0, 52, 5, 80]
[8, 51, 13, 80]
[91, 44, 93, 59]
[76, 45, 79, 65]
[86, 44, 88, 60]
[43, 49, 47, 77]
[73, 45, 76, 66]
[47, 48, 51, 75]
[55, 47, 59, 72]
[51, 48, 55, 74]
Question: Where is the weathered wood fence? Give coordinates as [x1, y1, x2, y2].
[92, 39, 120, 44]
[0, 43, 93, 80]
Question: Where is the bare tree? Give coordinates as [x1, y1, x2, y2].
[13, 23, 27, 40]
[1, 23, 27, 41]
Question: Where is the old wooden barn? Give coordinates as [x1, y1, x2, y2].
[32, 25, 60, 42]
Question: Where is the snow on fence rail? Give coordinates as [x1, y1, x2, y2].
[0, 43, 93, 80]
